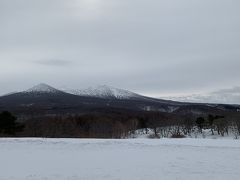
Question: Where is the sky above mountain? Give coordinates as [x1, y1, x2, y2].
[1, 0, 240, 100]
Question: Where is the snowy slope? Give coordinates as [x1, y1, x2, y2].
[1, 91, 19, 97]
[0, 138, 239, 180]
[0, 83, 186, 113]
[25, 83, 61, 94]
[64, 85, 143, 99]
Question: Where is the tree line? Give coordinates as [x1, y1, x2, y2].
[0, 110, 240, 138]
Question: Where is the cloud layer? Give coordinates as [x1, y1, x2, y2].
[0, 0, 240, 99]
[34, 59, 73, 66]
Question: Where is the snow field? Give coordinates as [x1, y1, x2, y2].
[0, 138, 239, 180]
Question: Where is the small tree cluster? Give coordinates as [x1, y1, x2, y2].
[0, 111, 24, 135]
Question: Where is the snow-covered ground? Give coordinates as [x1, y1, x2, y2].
[0, 138, 240, 180]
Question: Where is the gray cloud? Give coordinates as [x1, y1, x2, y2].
[34, 59, 73, 66]
[0, 0, 240, 99]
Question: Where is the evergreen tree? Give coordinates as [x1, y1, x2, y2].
[0, 111, 24, 135]
[196, 117, 205, 133]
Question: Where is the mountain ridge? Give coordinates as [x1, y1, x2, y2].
[62, 85, 143, 100]
[163, 86, 240, 105]
[0, 83, 239, 118]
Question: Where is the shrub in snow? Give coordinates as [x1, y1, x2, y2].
[171, 134, 185, 138]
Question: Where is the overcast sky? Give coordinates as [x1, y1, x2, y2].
[1, 0, 240, 97]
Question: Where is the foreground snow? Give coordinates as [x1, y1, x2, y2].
[0, 138, 240, 180]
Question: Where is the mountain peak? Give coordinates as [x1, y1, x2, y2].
[64, 85, 141, 99]
[25, 83, 59, 93]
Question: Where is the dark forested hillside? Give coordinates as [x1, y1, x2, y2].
[0, 84, 240, 138]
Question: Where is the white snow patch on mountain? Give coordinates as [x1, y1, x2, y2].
[25, 83, 60, 93]
[63, 85, 142, 99]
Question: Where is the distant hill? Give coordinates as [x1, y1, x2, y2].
[0, 83, 239, 118]
[163, 87, 240, 105]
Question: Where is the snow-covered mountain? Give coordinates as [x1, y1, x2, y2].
[163, 86, 240, 105]
[63, 85, 143, 100]
[25, 83, 61, 94]
[5, 83, 240, 105]
[0, 83, 239, 116]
